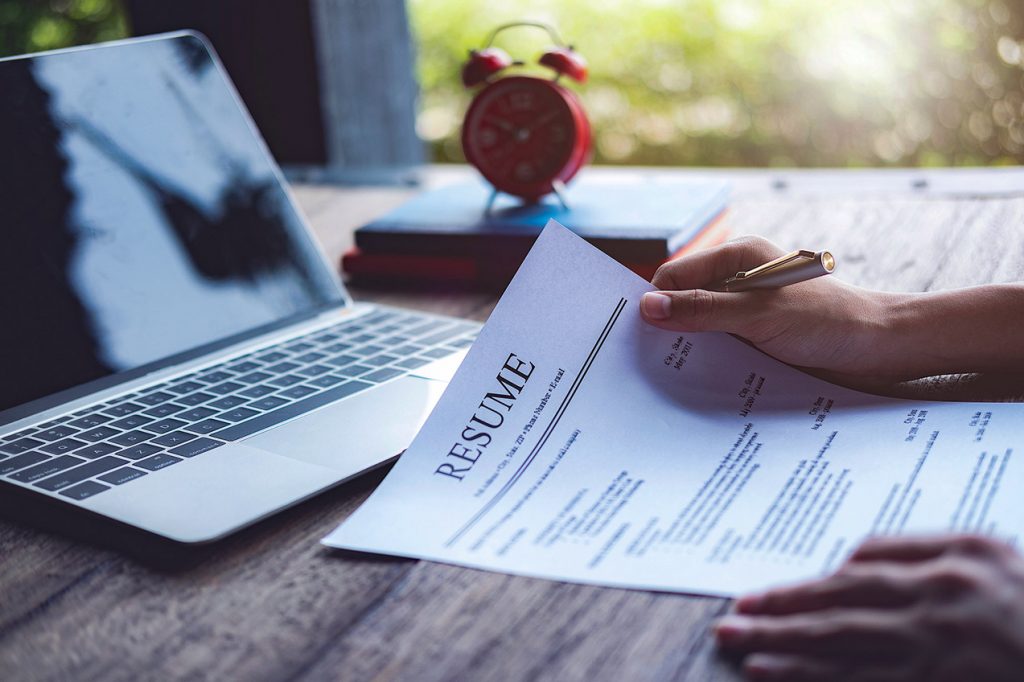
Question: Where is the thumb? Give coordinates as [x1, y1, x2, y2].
[640, 289, 761, 334]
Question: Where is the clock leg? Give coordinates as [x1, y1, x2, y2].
[552, 180, 570, 210]
[483, 187, 499, 215]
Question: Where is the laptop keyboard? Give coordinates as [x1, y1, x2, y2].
[0, 309, 479, 501]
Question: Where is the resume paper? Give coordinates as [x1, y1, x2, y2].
[324, 222, 1024, 596]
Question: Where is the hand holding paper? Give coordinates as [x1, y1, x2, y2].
[324, 221, 1024, 598]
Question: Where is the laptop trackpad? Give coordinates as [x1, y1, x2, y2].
[243, 376, 447, 473]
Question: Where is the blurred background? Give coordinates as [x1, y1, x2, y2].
[2, 0, 1023, 170]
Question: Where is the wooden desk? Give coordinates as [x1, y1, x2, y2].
[3, 167, 1024, 681]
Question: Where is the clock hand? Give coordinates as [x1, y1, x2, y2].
[484, 116, 516, 133]
[523, 110, 560, 134]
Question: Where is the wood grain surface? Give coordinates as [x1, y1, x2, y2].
[2, 167, 1023, 682]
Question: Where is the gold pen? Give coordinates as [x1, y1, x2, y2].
[713, 250, 836, 292]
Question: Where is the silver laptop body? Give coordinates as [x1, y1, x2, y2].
[0, 32, 475, 543]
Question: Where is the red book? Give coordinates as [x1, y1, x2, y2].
[342, 212, 730, 289]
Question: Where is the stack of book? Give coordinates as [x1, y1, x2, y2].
[342, 176, 731, 288]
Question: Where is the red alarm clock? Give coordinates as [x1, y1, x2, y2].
[460, 22, 591, 208]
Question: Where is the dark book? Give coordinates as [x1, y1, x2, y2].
[343, 212, 731, 289]
[354, 176, 730, 263]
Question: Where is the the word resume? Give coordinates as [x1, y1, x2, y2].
[324, 222, 1023, 596]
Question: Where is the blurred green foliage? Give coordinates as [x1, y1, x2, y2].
[0, 0, 126, 57]
[4, 0, 1022, 168]
[410, 0, 1024, 167]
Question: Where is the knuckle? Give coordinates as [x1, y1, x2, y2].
[651, 261, 677, 288]
[952, 534, 1001, 557]
[687, 289, 715, 329]
[923, 560, 982, 596]
[732, 235, 782, 256]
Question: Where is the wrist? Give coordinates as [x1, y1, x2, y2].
[858, 290, 923, 378]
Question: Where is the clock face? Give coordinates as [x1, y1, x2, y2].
[462, 76, 590, 200]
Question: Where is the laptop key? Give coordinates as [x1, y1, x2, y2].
[365, 354, 399, 367]
[326, 354, 359, 368]
[422, 347, 457, 359]
[118, 443, 161, 460]
[197, 371, 233, 384]
[213, 380, 373, 441]
[394, 357, 430, 370]
[35, 425, 77, 442]
[34, 456, 128, 491]
[336, 364, 372, 377]
[220, 407, 259, 422]
[284, 342, 314, 353]
[143, 403, 185, 418]
[254, 351, 287, 363]
[40, 438, 88, 455]
[170, 438, 223, 458]
[420, 326, 465, 345]
[136, 391, 175, 406]
[79, 426, 121, 442]
[239, 384, 276, 398]
[363, 367, 405, 383]
[248, 396, 289, 410]
[294, 352, 326, 363]
[10, 455, 85, 483]
[98, 467, 147, 485]
[177, 391, 216, 406]
[151, 431, 196, 447]
[59, 481, 110, 500]
[227, 361, 260, 373]
[236, 371, 272, 384]
[178, 406, 217, 421]
[109, 414, 154, 429]
[278, 385, 317, 400]
[135, 454, 182, 471]
[308, 374, 346, 388]
[208, 381, 244, 395]
[67, 413, 113, 429]
[266, 361, 300, 373]
[209, 395, 247, 410]
[0, 437, 45, 455]
[296, 364, 331, 377]
[0, 452, 50, 475]
[76, 442, 120, 459]
[354, 344, 385, 357]
[323, 342, 351, 353]
[268, 374, 304, 388]
[143, 418, 188, 434]
[185, 418, 231, 435]
[103, 402, 145, 416]
[167, 381, 204, 395]
[110, 430, 153, 446]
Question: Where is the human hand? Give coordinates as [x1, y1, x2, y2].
[714, 534, 1024, 681]
[641, 236, 906, 383]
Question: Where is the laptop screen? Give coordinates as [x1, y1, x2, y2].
[0, 34, 345, 416]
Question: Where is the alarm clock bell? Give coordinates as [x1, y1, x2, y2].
[460, 22, 592, 212]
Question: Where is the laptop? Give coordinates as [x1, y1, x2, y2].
[0, 32, 478, 543]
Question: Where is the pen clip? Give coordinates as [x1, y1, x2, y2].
[732, 250, 815, 281]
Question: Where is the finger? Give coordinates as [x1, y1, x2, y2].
[850, 534, 1010, 564]
[715, 610, 917, 657]
[639, 288, 772, 334]
[743, 653, 840, 681]
[652, 235, 785, 291]
[743, 654, 921, 682]
[736, 565, 920, 615]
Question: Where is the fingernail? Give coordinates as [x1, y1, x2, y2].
[641, 292, 672, 320]
[746, 654, 788, 677]
[714, 615, 752, 644]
